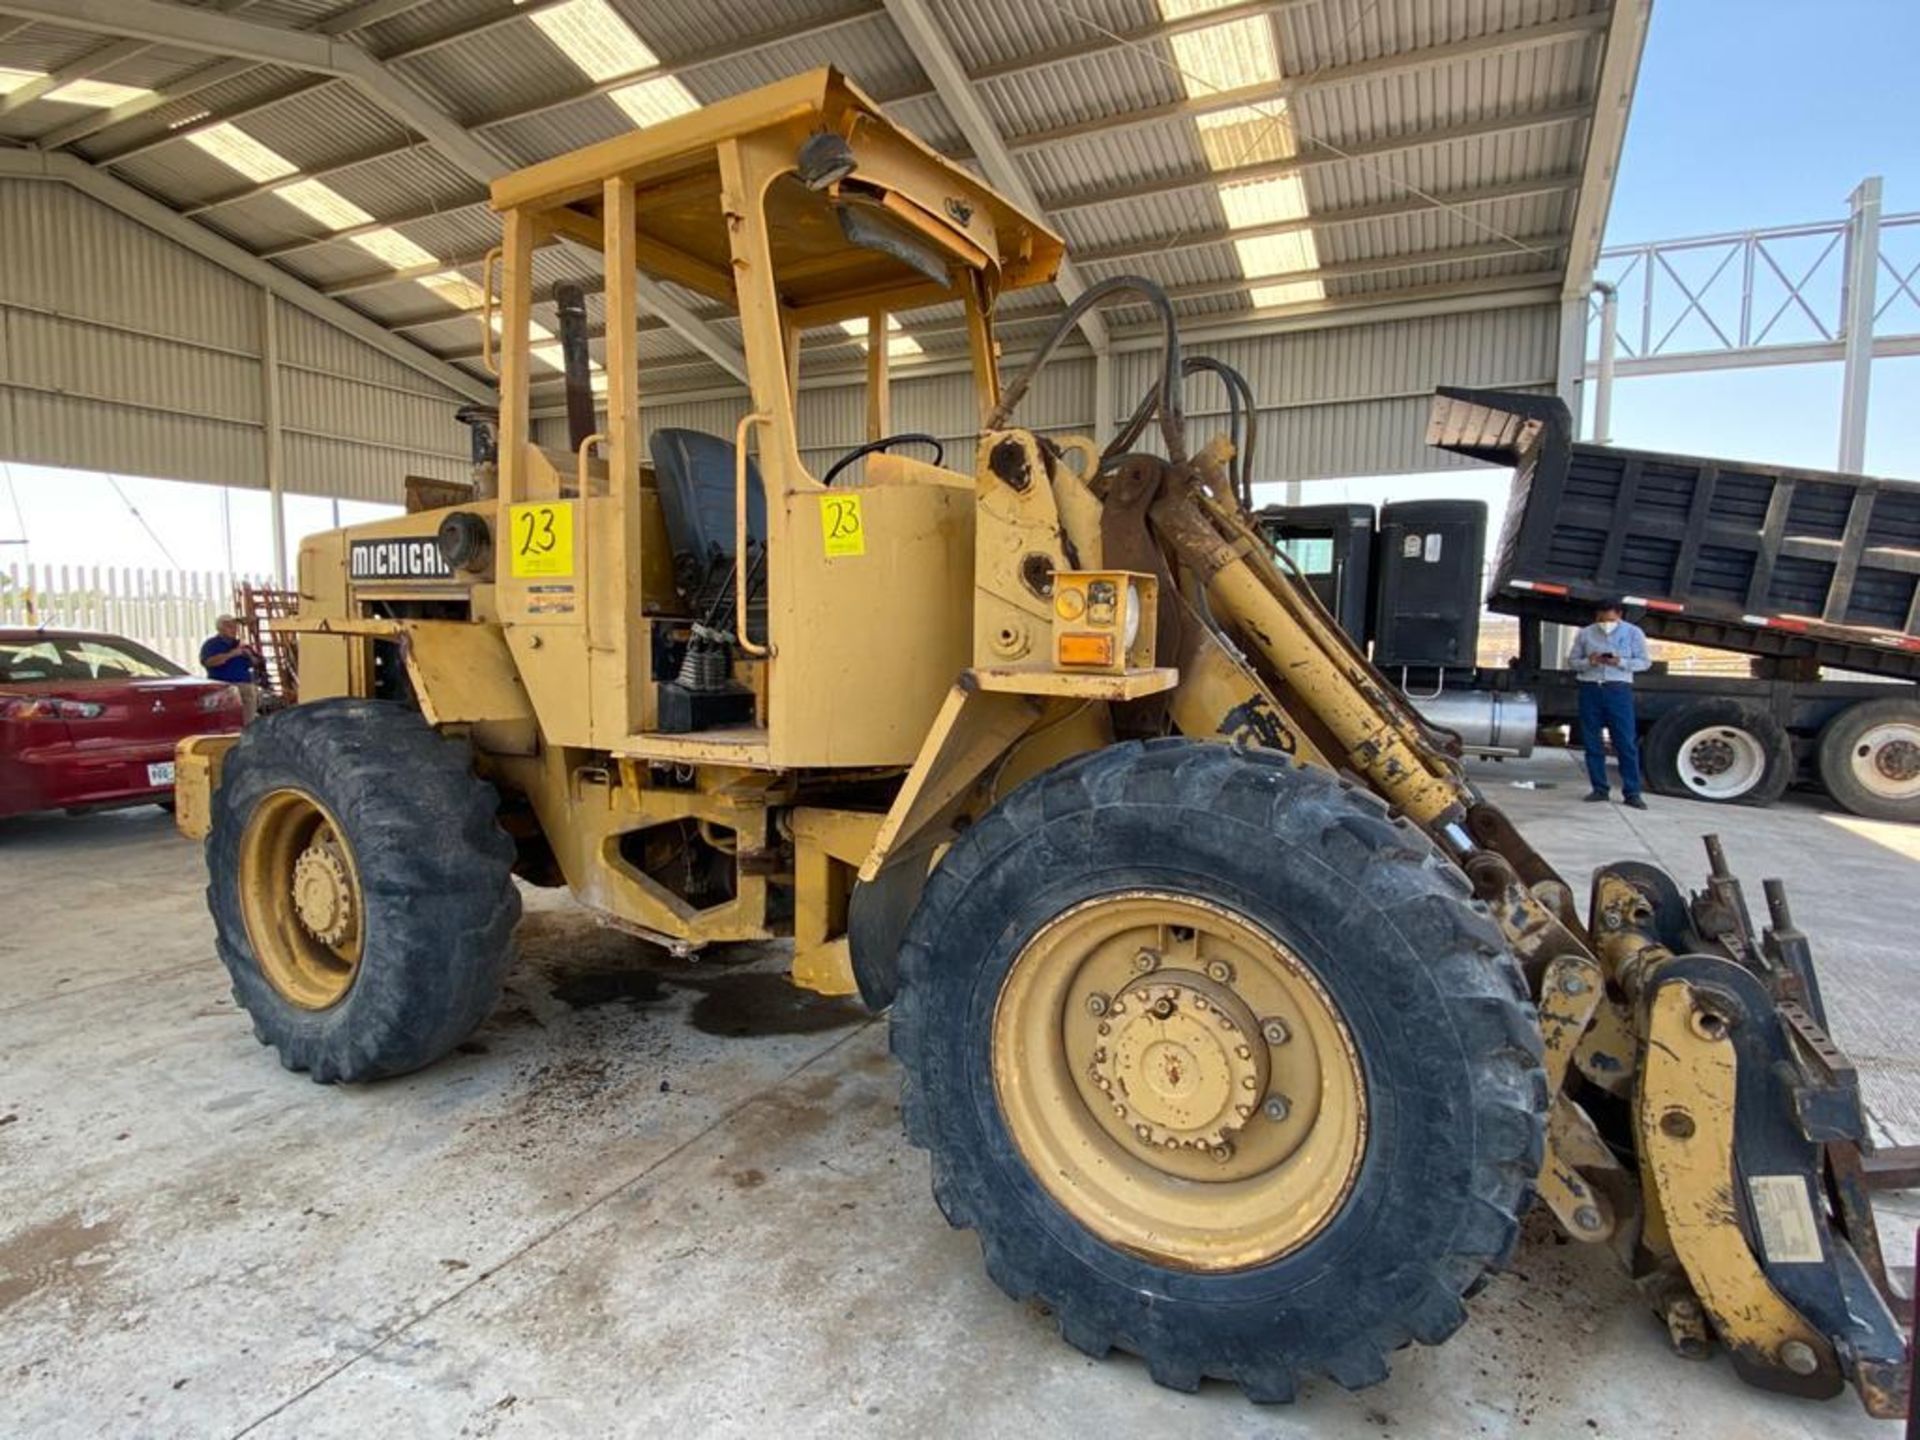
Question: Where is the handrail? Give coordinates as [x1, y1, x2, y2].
[479, 247, 502, 376]
[575, 431, 606, 497]
[734, 412, 774, 657]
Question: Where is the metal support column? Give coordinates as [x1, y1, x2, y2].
[1837, 175, 1882, 473]
[1591, 280, 1618, 445]
[261, 287, 286, 587]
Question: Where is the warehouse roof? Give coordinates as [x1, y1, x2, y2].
[0, 0, 1648, 412]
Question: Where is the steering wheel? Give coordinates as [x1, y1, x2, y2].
[822, 433, 944, 486]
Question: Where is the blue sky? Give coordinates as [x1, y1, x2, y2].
[1583, 0, 1919, 478]
[4, 0, 1917, 577]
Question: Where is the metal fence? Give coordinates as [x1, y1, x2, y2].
[0, 563, 265, 671]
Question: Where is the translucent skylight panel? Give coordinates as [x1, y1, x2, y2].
[1194, 103, 1295, 169]
[0, 67, 43, 95]
[1218, 175, 1311, 229]
[1248, 278, 1325, 309]
[352, 227, 438, 270]
[1234, 231, 1317, 277]
[1167, 16, 1278, 94]
[276, 179, 376, 232]
[418, 271, 487, 310]
[609, 75, 699, 128]
[838, 316, 923, 358]
[520, 0, 659, 82]
[44, 78, 151, 108]
[186, 122, 298, 183]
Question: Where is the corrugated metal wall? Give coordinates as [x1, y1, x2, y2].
[537, 305, 1557, 483]
[0, 180, 471, 501]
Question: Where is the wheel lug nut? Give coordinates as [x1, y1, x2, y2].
[1205, 959, 1233, 983]
[1234, 1044, 1252, 1060]
[1132, 949, 1161, 975]
[1085, 992, 1109, 1017]
[1263, 1093, 1291, 1123]
[1261, 1017, 1290, 1046]
[1210, 1142, 1234, 1164]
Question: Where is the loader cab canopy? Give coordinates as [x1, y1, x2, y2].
[478, 68, 1068, 770]
[487, 65, 1062, 340]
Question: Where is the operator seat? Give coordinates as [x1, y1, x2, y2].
[648, 427, 768, 621]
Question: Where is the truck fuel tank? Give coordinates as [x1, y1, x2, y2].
[1412, 684, 1537, 757]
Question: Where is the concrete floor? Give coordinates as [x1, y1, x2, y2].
[2, 748, 1914, 1439]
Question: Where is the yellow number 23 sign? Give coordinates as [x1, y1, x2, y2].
[509, 501, 574, 577]
[819, 492, 865, 557]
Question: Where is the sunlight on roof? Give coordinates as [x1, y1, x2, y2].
[610, 75, 700, 127]
[276, 178, 376, 232]
[1154, 0, 1320, 314]
[1218, 174, 1310, 227]
[45, 78, 152, 108]
[838, 316, 924, 358]
[351, 227, 438, 271]
[418, 270, 487, 310]
[1195, 103, 1296, 169]
[0, 66, 43, 95]
[167, 109, 213, 130]
[185, 122, 298, 183]
[1248, 278, 1326, 308]
[519, 0, 659, 83]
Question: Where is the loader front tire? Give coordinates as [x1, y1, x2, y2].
[891, 739, 1545, 1400]
[206, 698, 520, 1083]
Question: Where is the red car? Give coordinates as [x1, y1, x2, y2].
[0, 628, 246, 818]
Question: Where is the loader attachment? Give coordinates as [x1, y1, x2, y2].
[1594, 843, 1910, 1417]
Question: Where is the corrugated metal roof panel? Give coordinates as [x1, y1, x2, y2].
[928, 0, 1159, 72]
[391, 19, 601, 121]
[1279, 0, 1602, 73]
[976, 44, 1186, 140]
[75, 66, 319, 163]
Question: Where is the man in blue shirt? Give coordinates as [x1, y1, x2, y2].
[1569, 600, 1651, 808]
[200, 615, 260, 723]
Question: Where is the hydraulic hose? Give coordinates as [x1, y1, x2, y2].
[1104, 356, 1259, 507]
[987, 275, 1185, 464]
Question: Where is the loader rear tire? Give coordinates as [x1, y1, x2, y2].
[891, 739, 1545, 1400]
[206, 698, 519, 1083]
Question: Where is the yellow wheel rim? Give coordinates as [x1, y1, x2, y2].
[238, 788, 365, 1011]
[992, 890, 1367, 1272]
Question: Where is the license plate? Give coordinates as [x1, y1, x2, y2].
[147, 761, 176, 786]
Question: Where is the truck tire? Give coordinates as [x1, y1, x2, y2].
[206, 697, 520, 1083]
[1643, 700, 1792, 806]
[890, 739, 1545, 1399]
[1816, 697, 1920, 823]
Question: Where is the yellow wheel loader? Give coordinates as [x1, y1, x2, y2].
[176, 69, 1910, 1414]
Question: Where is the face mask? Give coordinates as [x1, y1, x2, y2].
[1598, 620, 1619, 635]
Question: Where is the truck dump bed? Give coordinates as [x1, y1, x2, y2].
[1428, 387, 1920, 681]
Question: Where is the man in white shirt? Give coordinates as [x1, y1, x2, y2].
[1568, 600, 1652, 808]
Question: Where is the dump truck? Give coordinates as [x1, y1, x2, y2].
[1259, 391, 1920, 818]
[175, 70, 1911, 1415]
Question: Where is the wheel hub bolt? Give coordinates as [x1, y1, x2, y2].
[1150, 997, 1176, 1020]
[1204, 959, 1234, 984]
[1085, 992, 1109, 1017]
[1261, 1017, 1290, 1046]
[1778, 1340, 1819, 1376]
[1132, 949, 1161, 975]
[1210, 1142, 1234, 1164]
[1263, 1094, 1291, 1123]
